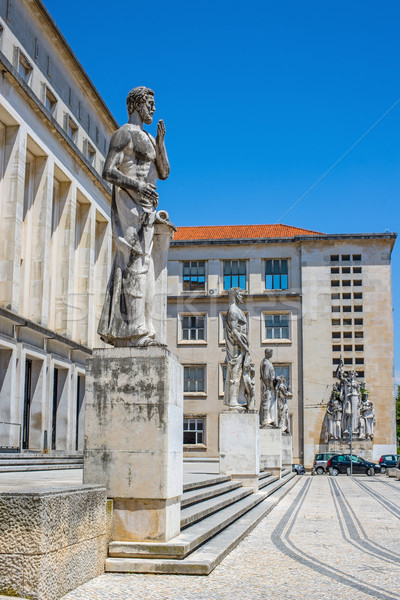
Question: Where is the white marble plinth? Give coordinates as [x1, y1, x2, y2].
[219, 413, 259, 491]
[260, 427, 282, 475]
[83, 346, 183, 542]
[281, 433, 293, 467]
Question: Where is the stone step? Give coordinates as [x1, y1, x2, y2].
[258, 470, 273, 481]
[181, 486, 253, 528]
[258, 474, 279, 489]
[0, 463, 83, 472]
[109, 487, 267, 560]
[106, 473, 300, 574]
[182, 474, 232, 492]
[109, 472, 297, 561]
[181, 479, 243, 508]
[0, 458, 83, 466]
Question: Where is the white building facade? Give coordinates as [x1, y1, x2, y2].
[0, 0, 113, 454]
[166, 225, 396, 467]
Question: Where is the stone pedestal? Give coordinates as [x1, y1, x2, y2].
[219, 413, 259, 491]
[328, 438, 373, 462]
[84, 346, 183, 543]
[281, 433, 293, 468]
[259, 427, 282, 475]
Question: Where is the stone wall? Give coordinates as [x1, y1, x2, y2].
[0, 485, 110, 600]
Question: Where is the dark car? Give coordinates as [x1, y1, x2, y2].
[292, 464, 305, 475]
[327, 454, 380, 476]
[378, 454, 400, 474]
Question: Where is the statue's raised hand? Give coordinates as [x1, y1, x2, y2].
[156, 119, 166, 143]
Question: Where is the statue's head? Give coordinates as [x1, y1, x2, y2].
[264, 348, 273, 359]
[228, 287, 244, 304]
[126, 86, 155, 124]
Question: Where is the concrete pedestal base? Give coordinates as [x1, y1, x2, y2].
[219, 413, 259, 491]
[260, 427, 282, 475]
[328, 439, 373, 462]
[281, 433, 293, 468]
[84, 346, 183, 542]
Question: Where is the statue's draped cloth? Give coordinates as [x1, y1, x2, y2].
[224, 307, 249, 407]
[98, 186, 156, 344]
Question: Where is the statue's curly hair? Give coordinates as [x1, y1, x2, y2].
[126, 86, 154, 116]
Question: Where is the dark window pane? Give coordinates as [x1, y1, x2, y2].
[266, 260, 272, 274]
[184, 431, 196, 444]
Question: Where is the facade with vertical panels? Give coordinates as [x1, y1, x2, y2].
[0, 0, 113, 454]
[166, 225, 396, 468]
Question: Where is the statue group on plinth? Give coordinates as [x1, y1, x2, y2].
[259, 348, 292, 433]
[324, 358, 375, 441]
[223, 288, 256, 412]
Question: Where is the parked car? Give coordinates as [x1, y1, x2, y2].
[312, 452, 338, 475]
[378, 455, 400, 474]
[292, 464, 306, 475]
[327, 454, 380, 476]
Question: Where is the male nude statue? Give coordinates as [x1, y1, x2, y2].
[98, 86, 170, 346]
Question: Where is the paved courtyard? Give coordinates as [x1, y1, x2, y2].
[56, 475, 400, 600]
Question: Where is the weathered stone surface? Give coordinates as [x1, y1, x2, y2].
[281, 433, 293, 467]
[0, 485, 108, 600]
[84, 346, 183, 541]
[260, 427, 282, 474]
[219, 413, 259, 491]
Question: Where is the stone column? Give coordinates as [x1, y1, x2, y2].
[152, 210, 176, 344]
[259, 427, 282, 476]
[84, 346, 183, 542]
[219, 412, 260, 491]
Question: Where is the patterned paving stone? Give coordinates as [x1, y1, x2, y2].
[61, 476, 400, 600]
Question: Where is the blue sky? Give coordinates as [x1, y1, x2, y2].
[44, 0, 400, 376]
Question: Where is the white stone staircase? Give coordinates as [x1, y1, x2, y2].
[106, 469, 299, 575]
[0, 453, 83, 472]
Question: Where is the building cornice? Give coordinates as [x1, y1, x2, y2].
[0, 306, 92, 356]
[171, 232, 397, 248]
[0, 51, 112, 199]
[27, 0, 119, 134]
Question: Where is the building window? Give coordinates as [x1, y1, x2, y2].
[274, 365, 290, 388]
[331, 306, 340, 313]
[330, 255, 339, 262]
[184, 366, 205, 393]
[331, 319, 340, 326]
[223, 260, 246, 290]
[342, 280, 351, 287]
[342, 267, 351, 274]
[344, 358, 352, 365]
[355, 345, 364, 352]
[219, 364, 228, 395]
[44, 87, 57, 115]
[343, 332, 352, 338]
[332, 345, 341, 352]
[342, 255, 350, 261]
[183, 417, 205, 445]
[265, 314, 289, 340]
[265, 259, 288, 290]
[354, 293, 362, 299]
[342, 293, 351, 299]
[332, 332, 341, 339]
[353, 280, 362, 287]
[85, 140, 96, 165]
[355, 357, 364, 365]
[353, 254, 361, 261]
[331, 293, 340, 300]
[354, 318, 363, 325]
[65, 114, 78, 142]
[331, 267, 339, 274]
[353, 267, 362, 273]
[354, 331, 363, 339]
[16, 49, 32, 83]
[344, 345, 352, 352]
[343, 306, 351, 313]
[183, 261, 205, 291]
[343, 318, 352, 325]
[181, 315, 206, 341]
[331, 280, 339, 287]
[354, 305, 363, 312]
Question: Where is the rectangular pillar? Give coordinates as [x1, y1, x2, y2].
[281, 433, 293, 468]
[83, 346, 183, 542]
[219, 412, 259, 491]
[260, 427, 282, 476]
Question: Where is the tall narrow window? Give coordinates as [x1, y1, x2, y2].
[265, 259, 288, 290]
[22, 359, 32, 450]
[223, 260, 246, 290]
[16, 50, 32, 83]
[51, 368, 58, 450]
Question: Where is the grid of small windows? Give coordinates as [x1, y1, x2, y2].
[265, 259, 288, 290]
[183, 418, 205, 445]
[223, 260, 246, 290]
[184, 366, 205, 393]
[265, 314, 289, 340]
[183, 261, 205, 291]
[181, 315, 205, 341]
[330, 253, 364, 377]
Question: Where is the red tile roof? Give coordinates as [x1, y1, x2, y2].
[173, 224, 323, 241]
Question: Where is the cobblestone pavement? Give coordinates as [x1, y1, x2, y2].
[62, 475, 400, 600]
